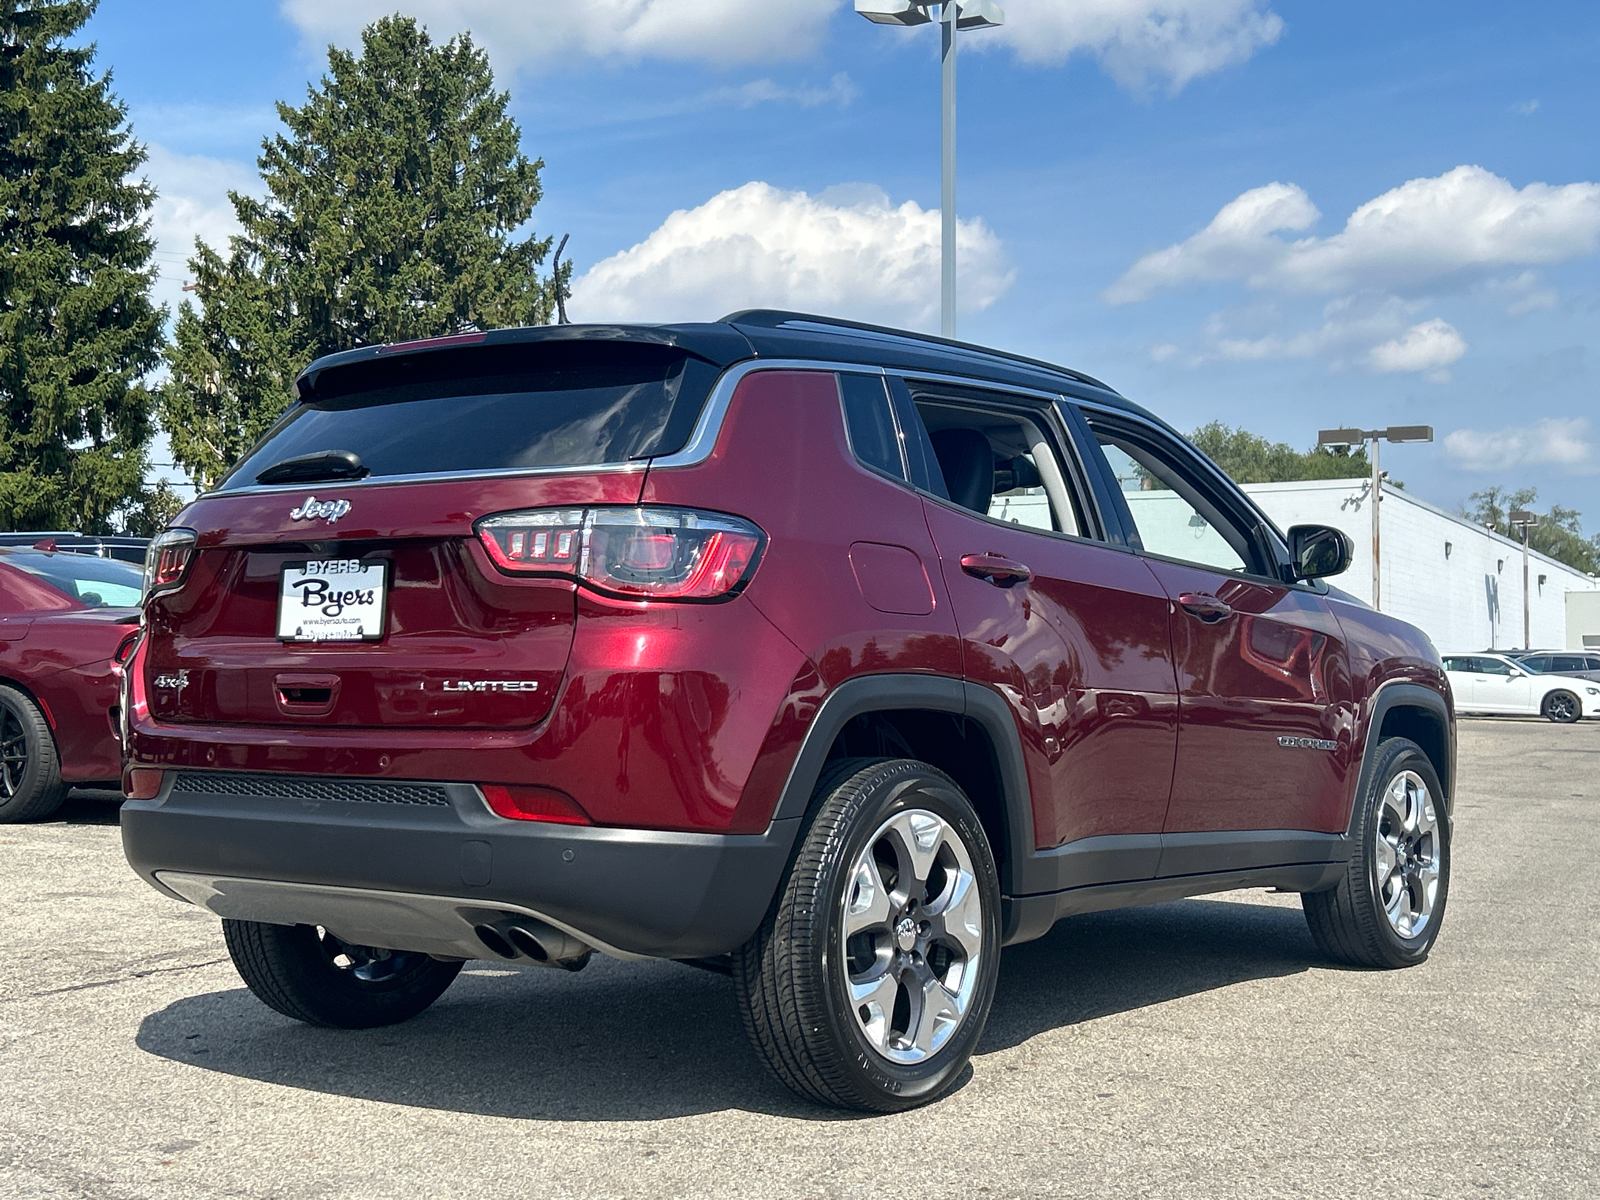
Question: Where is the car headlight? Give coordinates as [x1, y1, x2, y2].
[1588, 687, 1600, 696]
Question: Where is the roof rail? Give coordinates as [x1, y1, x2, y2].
[718, 309, 1114, 393]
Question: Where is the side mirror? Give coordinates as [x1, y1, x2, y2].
[1287, 524, 1354, 581]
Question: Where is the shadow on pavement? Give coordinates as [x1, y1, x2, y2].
[45, 788, 124, 826]
[135, 896, 1322, 1121]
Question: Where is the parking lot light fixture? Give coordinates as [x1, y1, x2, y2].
[1510, 509, 1539, 649]
[855, 0, 1004, 339]
[1318, 425, 1435, 611]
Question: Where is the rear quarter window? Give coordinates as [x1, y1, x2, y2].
[220, 342, 722, 490]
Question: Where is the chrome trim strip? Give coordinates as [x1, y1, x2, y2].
[201, 459, 648, 500]
[648, 358, 883, 470]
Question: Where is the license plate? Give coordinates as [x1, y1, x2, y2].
[277, 559, 388, 642]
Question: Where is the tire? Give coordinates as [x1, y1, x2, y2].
[733, 758, 1002, 1112]
[0, 685, 68, 824]
[1302, 737, 1450, 969]
[223, 920, 463, 1029]
[1542, 690, 1580, 724]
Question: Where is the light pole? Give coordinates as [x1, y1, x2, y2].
[1510, 508, 1539, 649]
[1317, 425, 1434, 611]
[856, 0, 1005, 338]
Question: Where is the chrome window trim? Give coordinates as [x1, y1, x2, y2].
[648, 359, 887, 471]
[1073, 396, 1295, 574]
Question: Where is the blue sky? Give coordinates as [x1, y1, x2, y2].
[84, 1, 1600, 523]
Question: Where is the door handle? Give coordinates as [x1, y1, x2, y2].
[1177, 592, 1233, 623]
[960, 553, 1032, 588]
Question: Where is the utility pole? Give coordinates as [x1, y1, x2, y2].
[1510, 509, 1539, 649]
[1318, 425, 1434, 611]
[855, 0, 1005, 338]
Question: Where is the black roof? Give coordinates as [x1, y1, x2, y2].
[292, 312, 1147, 419]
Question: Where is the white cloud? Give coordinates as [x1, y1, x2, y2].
[279, 0, 840, 70]
[1109, 166, 1600, 302]
[142, 144, 257, 318]
[569, 181, 1013, 328]
[1365, 318, 1466, 375]
[985, 0, 1283, 93]
[1444, 418, 1595, 474]
[1204, 295, 1464, 380]
[280, 0, 1280, 91]
[1512, 99, 1539, 116]
[713, 72, 857, 109]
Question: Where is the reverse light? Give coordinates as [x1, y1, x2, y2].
[480, 784, 592, 825]
[143, 528, 198, 599]
[476, 507, 764, 602]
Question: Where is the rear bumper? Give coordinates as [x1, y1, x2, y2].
[121, 771, 798, 960]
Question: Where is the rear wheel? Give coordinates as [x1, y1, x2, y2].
[1542, 690, 1580, 723]
[223, 920, 463, 1028]
[0, 685, 67, 824]
[1303, 737, 1450, 968]
[733, 758, 1001, 1112]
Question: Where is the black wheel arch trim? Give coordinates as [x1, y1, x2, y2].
[1349, 681, 1455, 839]
[769, 674, 1036, 895]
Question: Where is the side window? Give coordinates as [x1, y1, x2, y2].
[838, 373, 907, 481]
[1087, 423, 1257, 575]
[1442, 657, 1469, 672]
[1477, 658, 1513, 676]
[1552, 655, 1584, 672]
[909, 397, 1084, 537]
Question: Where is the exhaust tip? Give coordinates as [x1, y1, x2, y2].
[473, 924, 517, 959]
[506, 926, 551, 962]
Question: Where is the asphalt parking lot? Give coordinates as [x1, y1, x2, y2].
[2, 718, 1595, 1200]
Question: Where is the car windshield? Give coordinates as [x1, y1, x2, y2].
[4, 552, 143, 608]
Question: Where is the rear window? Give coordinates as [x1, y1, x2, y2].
[219, 342, 722, 491]
[3, 552, 143, 608]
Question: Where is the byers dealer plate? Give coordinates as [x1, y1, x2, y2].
[277, 559, 388, 642]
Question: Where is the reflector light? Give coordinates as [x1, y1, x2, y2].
[480, 784, 592, 825]
[143, 528, 198, 600]
[476, 506, 765, 602]
[123, 767, 163, 801]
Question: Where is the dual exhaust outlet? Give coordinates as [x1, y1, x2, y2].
[472, 916, 592, 971]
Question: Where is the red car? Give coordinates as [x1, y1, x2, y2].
[0, 548, 141, 821]
[122, 313, 1454, 1111]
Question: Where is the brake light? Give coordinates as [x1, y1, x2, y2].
[143, 528, 198, 599]
[476, 507, 764, 602]
[480, 784, 592, 825]
[123, 767, 163, 801]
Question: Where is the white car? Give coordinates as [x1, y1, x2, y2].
[1442, 652, 1600, 723]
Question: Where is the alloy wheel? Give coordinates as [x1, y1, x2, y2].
[314, 927, 430, 984]
[1374, 770, 1440, 940]
[1546, 693, 1577, 722]
[840, 808, 984, 1064]
[0, 707, 27, 799]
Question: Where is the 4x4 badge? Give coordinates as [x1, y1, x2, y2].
[289, 496, 351, 524]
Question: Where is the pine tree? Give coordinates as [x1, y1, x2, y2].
[0, 0, 164, 532]
[161, 16, 564, 490]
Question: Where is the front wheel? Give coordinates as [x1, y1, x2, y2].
[1542, 690, 1580, 724]
[223, 920, 463, 1028]
[733, 758, 1002, 1112]
[1302, 737, 1450, 969]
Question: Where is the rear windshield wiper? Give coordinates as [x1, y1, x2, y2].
[255, 450, 370, 486]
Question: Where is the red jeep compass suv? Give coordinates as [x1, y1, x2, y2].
[122, 312, 1454, 1111]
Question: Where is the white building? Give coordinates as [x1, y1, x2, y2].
[1242, 478, 1600, 654]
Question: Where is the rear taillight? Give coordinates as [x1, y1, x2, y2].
[476, 507, 764, 602]
[142, 528, 198, 599]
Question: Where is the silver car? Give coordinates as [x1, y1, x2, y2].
[1511, 650, 1600, 685]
